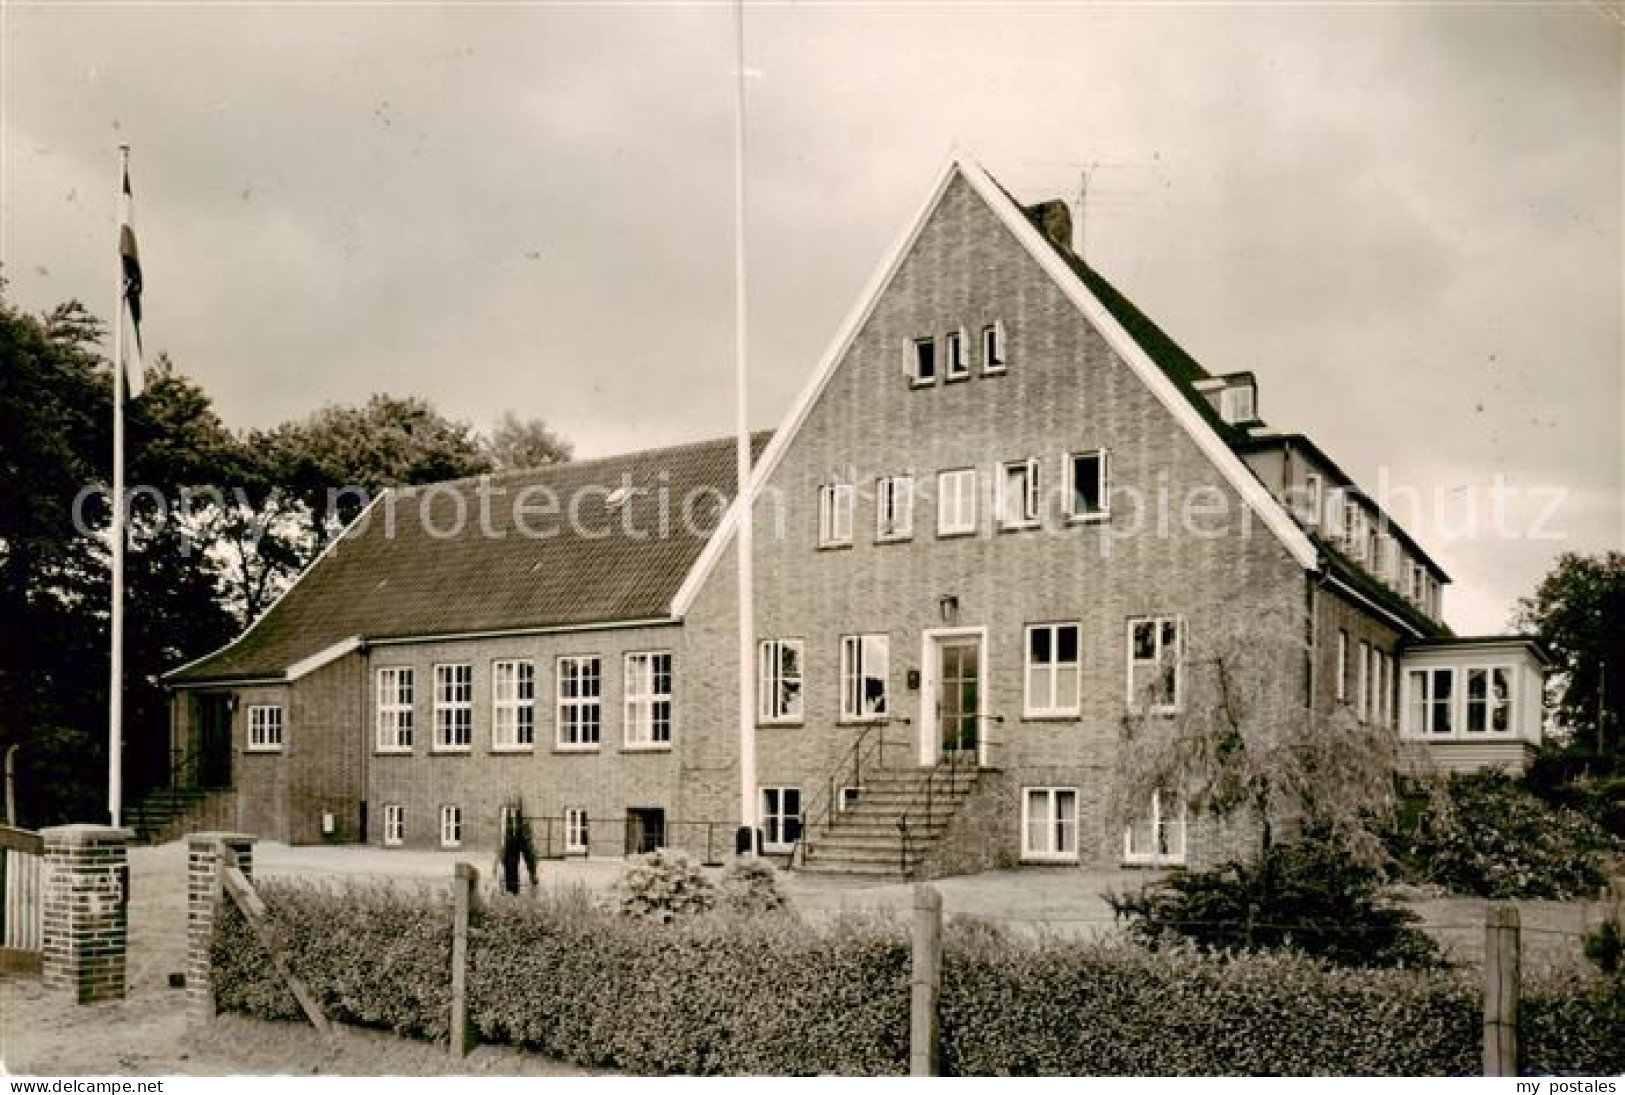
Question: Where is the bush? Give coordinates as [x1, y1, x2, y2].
[1389, 772, 1614, 900]
[1106, 838, 1444, 969]
[716, 860, 789, 916]
[212, 875, 1625, 1075]
[613, 849, 716, 923]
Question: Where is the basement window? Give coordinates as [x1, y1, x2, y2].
[1023, 787, 1079, 862]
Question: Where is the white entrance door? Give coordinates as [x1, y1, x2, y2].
[919, 628, 987, 767]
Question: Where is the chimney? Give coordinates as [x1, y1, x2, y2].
[1025, 200, 1074, 254]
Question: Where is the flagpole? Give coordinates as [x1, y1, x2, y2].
[732, 0, 758, 856]
[108, 142, 130, 828]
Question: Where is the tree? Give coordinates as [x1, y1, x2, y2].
[1516, 551, 1625, 765]
[1111, 603, 1415, 867]
[481, 411, 572, 472]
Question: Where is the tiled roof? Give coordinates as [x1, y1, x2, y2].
[169, 432, 772, 684]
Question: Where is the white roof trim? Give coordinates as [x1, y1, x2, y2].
[672, 151, 1319, 617]
[366, 616, 677, 647]
[1323, 573, 1428, 641]
[286, 635, 363, 681]
[670, 150, 966, 617]
[162, 490, 391, 681]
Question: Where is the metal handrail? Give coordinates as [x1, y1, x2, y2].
[897, 736, 985, 875]
[791, 723, 892, 864]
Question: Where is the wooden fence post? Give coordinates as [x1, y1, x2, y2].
[450, 862, 479, 1058]
[910, 883, 943, 1077]
[1483, 902, 1520, 1077]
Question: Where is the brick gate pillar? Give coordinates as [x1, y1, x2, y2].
[186, 831, 256, 1025]
[40, 824, 133, 1003]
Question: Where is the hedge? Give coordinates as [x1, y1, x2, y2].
[212, 879, 1625, 1076]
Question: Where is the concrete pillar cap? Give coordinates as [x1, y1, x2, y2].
[40, 824, 135, 844]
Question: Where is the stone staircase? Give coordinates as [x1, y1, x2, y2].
[126, 786, 234, 845]
[797, 764, 979, 877]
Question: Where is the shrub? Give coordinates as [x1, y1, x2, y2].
[1583, 918, 1623, 976]
[613, 849, 716, 923]
[1389, 772, 1613, 900]
[1106, 838, 1444, 969]
[212, 875, 1625, 1075]
[716, 860, 789, 917]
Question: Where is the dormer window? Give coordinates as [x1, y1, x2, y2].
[911, 337, 938, 385]
[1219, 384, 1255, 425]
[944, 329, 969, 380]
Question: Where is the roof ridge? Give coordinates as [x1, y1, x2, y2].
[393, 429, 773, 497]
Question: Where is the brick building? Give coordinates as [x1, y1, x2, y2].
[157, 155, 1545, 874]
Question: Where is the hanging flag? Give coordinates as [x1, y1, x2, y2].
[118, 164, 145, 396]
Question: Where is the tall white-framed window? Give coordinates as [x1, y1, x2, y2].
[1022, 787, 1079, 862]
[375, 667, 414, 752]
[757, 639, 805, 725]
[1067, 449, 1109, 521]
[1335, 630, 1349, 703]
[246, 705, 284, 752]
[564, 807, 590, 854]
[1465, 666, 1514, 734]
[439, 805, 462, 849]
[876, 475, 914, 541]
[1127, 616, 1183, 712]
[944, 328, 969, 380]
[839, 633, 889, 722]
[491, 659, 535, 751]
[382, 803, 405, 847]
[910, 336, 937, 385]
[1406, 667, 1455, 735]
[1024, 623, 1081, 718]
[998, 458, 1041, 529]
[556, 655, 602, 748]
[433, 663, 473, 751]
[936, 467, 977, 536]
[818, 483, 854, 547]
[624, 651, 673, 748]
[761, 787, 803, 852]
[1124, 791, 1186, 865]
[1357, 641, 1371, 721]
[1346, 503, 1367, 560]
[1324, 489, 1346, 539]
[981, 320, 1006, 374]
[1408, 562, 1426, 604]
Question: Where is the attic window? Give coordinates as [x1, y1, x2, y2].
[911, 337, 937, 385]
[944, 329, 969, 380]
[1219, 384, 1256, 425]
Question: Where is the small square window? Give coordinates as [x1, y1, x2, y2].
[247, 705, 284, 752]
[911, 337, 937, 385]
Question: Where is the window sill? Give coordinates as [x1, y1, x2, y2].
[430, 746, 473, 756]
[245, 746, 283, 754]
[621, 743, 673, 754]
[909, 377, 937, 389]
[1020, 854, 1080, 866]
[836, 717, 889, 728]
[936, 528, 977, 540]
[943, 372, 971, 384]
[553, 745, 601, 755]
[875, 533, 913, 545]
[757, 721, 804, 730]
[383, 841, 404, 849]
[998, 521, 1041, 534]
[816, 541, 854, 552]
[1121, 857, 1186, 868]
[489, 745, 536, 755]
[374, 747, 414, 757]
[1067, 511, 1110, 525]
[1021, 712, 1081, 723]
[982, 365, 1007, 377]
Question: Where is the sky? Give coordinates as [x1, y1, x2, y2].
[3, 1, 1621, 636]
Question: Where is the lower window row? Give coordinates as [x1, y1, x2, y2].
[375, 789, 1187, 865]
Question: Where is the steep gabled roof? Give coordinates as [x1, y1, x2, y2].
[168, 432, 771, 685]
